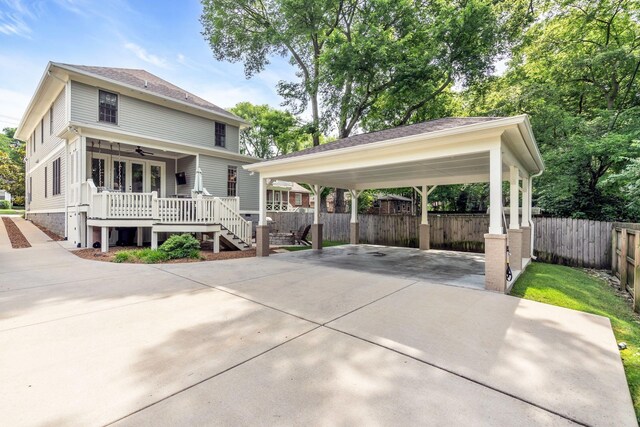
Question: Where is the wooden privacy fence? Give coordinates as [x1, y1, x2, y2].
[269, 212, 616, 269]
[612, 227, 640, 310]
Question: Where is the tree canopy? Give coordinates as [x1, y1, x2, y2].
[0, 128, 25, 206]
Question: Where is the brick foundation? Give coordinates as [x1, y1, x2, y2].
[419, 223, 430, 250]
[484, 233, 507, 293]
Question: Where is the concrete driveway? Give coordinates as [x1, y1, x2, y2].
[0, 219, 635, 426]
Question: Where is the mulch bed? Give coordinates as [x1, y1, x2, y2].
[31, 222, 64, 241]
[72, 246, 277, 263]
[2, 217, 31, 248]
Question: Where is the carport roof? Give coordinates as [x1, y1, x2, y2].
[244, 115, 543, 190]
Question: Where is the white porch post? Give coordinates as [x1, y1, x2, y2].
[101, 226, 109, 253]
[521, 176, 532, 259]
[136, 227, 143, 247]
[256, 176, 269, 257]
[349, 190, 360, 245]
[421, 185, 428, 225]
[485, 144, 508, 293]
[489, 147, 503, 235]
[213, 231, 220, 253]
[508, 166, 523, 271]
[312, 185, 324, 250]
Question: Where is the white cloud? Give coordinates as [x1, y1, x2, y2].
[124, 42, 169, 69]
[0, 0, 33, 37]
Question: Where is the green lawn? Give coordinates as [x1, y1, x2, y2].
[281, 240, 347, 252]
[512, 263, 640, 420]
[0, 209, 24, 215]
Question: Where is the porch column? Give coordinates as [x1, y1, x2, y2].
[151, 231, 158, 250]
[256, 177, 269, 257]
[136, 227, 143, 247]
[349, 190, 360, 245]
[485, 145, 508, 293]
[312, 184, 324, 250]
[420, 184, 430, 250]
[101, 226, 109, 253]
[521, 176, 531, 261]
[213, 231, 220, 253]
[508, 166, 523, 271]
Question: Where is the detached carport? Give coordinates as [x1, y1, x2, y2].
[244, 116, 544, 293]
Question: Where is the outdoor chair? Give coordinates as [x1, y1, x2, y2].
[291, 224, 311, 246]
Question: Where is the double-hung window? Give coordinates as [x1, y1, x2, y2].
[49, 105, 54, 135]
[99, 90, 118, 124]
[215, 122, 226, 147]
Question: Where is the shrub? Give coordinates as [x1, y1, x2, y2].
[159, 234, 201, 259]
[113, 248, 169, 264]
[0, 200, 10, 209]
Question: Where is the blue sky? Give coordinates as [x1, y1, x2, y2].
[0, 0, 294, 130]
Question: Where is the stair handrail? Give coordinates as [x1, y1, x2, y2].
[216, 198, 252, 246]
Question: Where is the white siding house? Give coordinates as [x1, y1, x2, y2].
[16, 62, 260, 251]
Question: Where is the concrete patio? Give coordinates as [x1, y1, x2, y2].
[0, 220, 635, 426]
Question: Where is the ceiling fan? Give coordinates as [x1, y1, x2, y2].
[133, 146, 154, 156]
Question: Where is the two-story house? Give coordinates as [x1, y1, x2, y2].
[16, 62, 259, 252]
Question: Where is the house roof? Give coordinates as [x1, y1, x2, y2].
[274, 117, 503, 160]
[377, 194, 412, 202]
[54, 63, 244, 122]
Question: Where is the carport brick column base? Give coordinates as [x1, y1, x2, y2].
[484, 234, 507, 293]
[350, 222, 359, 245]
[256, 225, 270, 257]
[521, 226, 531, 260]
[507, 229, 523, 271]
[312, 224, 323, 250]
[419, 224, 430, 250]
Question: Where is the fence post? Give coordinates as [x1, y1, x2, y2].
[612, 228, 617, 276]
[621, 228, 628, 292]
[635, 232, 640, 313]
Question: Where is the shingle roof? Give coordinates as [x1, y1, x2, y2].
[274, 117, 505, 160]
[55, 63, 244, 122]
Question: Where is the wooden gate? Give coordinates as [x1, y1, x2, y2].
[612, 227, 640, 311]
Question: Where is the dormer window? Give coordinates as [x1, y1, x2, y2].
[99, 90, 118, 124]
[215, 122, 226, 147]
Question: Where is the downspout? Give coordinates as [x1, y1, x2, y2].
[528, 170, 544, 259]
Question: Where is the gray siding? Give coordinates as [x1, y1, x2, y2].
[176, 156, 197, 196]
[70, 81, 240, 153]
[28, 146, 66, 211]
[199, 155, 258, 211]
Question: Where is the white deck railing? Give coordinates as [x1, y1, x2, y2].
[88, 187, 252, 243]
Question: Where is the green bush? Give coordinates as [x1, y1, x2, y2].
[159, 234, 201, 259]
[113, 248, 169, 264]
[0, 200, 10, 209]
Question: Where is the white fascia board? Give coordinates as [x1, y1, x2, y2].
[256, 135, 502, 180]
[245, 116, 527, 174]
[52, 63, 249, 127]
[518, 115, 545, 172]
[65, 122, 260, 164]
[26, 145, 66, 175]
[501, 142, 529, 178]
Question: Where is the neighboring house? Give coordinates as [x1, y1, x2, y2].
[0, 190, 11, 207]
[16, 62, 260, 251]
[267, 180, 311, 212]
[370, 194, 414, 215]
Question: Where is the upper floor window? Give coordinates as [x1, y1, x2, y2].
[227, 166, 237, 197]
[31, 133, 35, 153]
[49, 105, 54, 135]
[215, 122, 226, 147]
[40, 119, 44, 144]
[99, 90, 118, 124]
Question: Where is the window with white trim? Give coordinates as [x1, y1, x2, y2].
[53, 158, 61, 196]
[215, 122, 226, 147]
[49, 105, 54, 135]
[227, 166, 237, 196]
[295, 193, 302, 206]
[99, 90, 118, 124]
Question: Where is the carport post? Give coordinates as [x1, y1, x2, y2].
[349, 190, 361, 245]
[508, 166, 523, 271]
[485, 145, 508, 293]
[256, 177, 269, 257]
[414, 185, 436, 250]
[312, 184, 324, 250]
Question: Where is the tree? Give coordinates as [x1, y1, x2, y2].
[229, 102, 309, 158]
[461, 0, 640, 221]
[0, 128, 25, 206]
[201, 0, 520, 211]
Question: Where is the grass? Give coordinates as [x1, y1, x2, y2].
[281, 240, 347, 252]
[113, 248, 201, 264]
[0, 209, 24, 215]
[512, 263, 640, 420]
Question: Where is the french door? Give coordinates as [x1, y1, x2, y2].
[91, 154, 165, 196]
